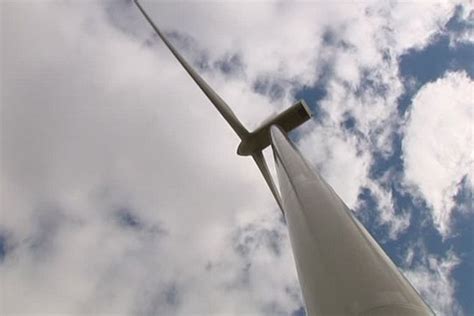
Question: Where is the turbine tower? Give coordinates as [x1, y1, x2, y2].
[133, 1, 434, 315]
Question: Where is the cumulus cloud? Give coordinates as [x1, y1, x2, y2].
[445, 3, 474, 46]
[0, 0, 468, 315]
[299, 123, 371, 209]
[403, 71, 473, 237]
[386, 1, 457, 53]
[296, 1, 463, 240]
[1, 2, 301, 314]
[404, 250, 462, 316]
[365, 180, 411, 240]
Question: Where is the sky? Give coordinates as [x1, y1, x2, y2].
[0, 0, 473, 315]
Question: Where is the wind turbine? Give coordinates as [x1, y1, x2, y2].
[133, 1, 434, 315]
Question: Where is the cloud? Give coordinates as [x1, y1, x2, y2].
[385, 1, 457, 53]
[295, 1, 463, 241]
[0, 1, 300, 314]
[0, 0, 468, 315]
[445, 4, 474, 46]
[299, 123, 371, 209]
[402, 71, 473, 237]
[404, 250, 462, 316]
[365, 180, 411, 240]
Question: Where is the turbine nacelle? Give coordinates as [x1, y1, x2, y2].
[134, 2, 435, 314]
[236, 100, 312, 156]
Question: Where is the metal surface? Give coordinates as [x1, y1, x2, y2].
[237, 100, 312, 156]
[133, 0, 310, 213]
[133, 1, 434, 314]
[133, 0, 249, 139]
[271, 125, 433, 316]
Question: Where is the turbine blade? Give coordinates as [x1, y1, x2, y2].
[133, 0, 249, 139]
[252, 151, 284, 214]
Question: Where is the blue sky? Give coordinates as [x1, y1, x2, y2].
[293, 6, 473, 314]
[1, 1, 472, 315]
[245, 3, 473, 314]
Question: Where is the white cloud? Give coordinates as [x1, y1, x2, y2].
[404, 250, 462, 316]
[0, 0, 467, 314]
[403, 71, 474, 237]
[386, 1, 456, 53]
[366, 179, 411, 239]
[299, 123, 371, 209]
[299, 126, 412, 240]
[294, 1, 461, 241]
[446, 3, 474, 46]
[0, 1, 302, 314]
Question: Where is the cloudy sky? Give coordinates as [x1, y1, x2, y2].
[1, 0, 472, 315]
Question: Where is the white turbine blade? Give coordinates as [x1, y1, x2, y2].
[252, 151, 284, 214]
[133, 0, 249, 139]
